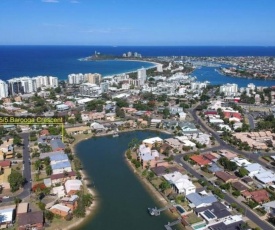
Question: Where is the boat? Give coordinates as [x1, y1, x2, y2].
[113, 132, 119, 137]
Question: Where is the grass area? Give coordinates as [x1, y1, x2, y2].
[186, 213, 203, 225]
[45, 216, 81, 230]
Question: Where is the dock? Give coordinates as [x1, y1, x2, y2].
[164, 218, 182, 230]
[148, 205, 172, 216]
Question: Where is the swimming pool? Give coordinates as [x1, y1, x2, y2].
[175, 205, 186, 214]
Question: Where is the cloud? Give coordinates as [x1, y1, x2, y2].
[42, 0, 59, 3]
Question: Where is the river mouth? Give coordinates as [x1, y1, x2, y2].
[74, 130, 182, 230]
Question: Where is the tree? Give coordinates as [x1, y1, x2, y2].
[13, 136, 22, 146]
[45, 210, 54, 221]
[238, 167, 248, 177]
[46, 165, 52, 176]
[34, 160, 43, 171]
[159, 181, 171, 192]
[44, 157, 50, 166]
[8, 169, 24, 192]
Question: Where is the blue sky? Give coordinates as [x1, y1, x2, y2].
[0, 0, 275, 45]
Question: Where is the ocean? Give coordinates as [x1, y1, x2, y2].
[0, 46, 275, 87]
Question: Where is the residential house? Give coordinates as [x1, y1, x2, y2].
[215, 171, 238, 183]
[208, 215, 245, 230]
[52, 186, 66, 198]
[66, 126, 91, 135]
[219, 150, 238, 160]
[90, 122, 106, 132]
[231, 181, 249, 193]
[105, 113, 116, 121]
[50, 154, 69, 165]
[164, 138, 181, 149]
[263, 201, 275, 216]
[40, 150, 65, 159]
[142, 137, 163, 148]
[50, 139, 65, 151]
[43, 178, 52, 187]
[186, 192, 218, 208]
[195, 201, 231, 224]
[17, 203, 29, 216]
[138, 144, 162, 168]
[0, 205, 16, 227]
[50, 204, 71, 218]
[51, 161, 72, 175]
[178, 122, 198, 134]
[242, 189, 270, 204]
[60, 195, 79, 211]
[50, 171, 76, 185]
[18, 211, 44, 230]
[163, 172, 196, 195]
[190, 155, 211, 167]
[64, 179, 82, 195]
[40, 129, 50, 136]
[151, 166, 178, 176]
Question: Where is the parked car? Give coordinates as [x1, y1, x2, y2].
[222, 190, 227, 194]
[3, 196, 10, 199]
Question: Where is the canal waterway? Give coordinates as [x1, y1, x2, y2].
[192, 66, 275, 87]
[75, 130, 181, 230]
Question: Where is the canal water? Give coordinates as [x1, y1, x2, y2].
[75, 130, 180, 230]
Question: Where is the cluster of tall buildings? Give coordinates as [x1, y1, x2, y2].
[0, 76, 59, 99]
[122, 51, 142, 58]
[68, 73, 101, 85]
[220, 83, 238, 96]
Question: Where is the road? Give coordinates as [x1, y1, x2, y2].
[173, 155, 275, 230]
[2, 133, 32, 203]
[189, 108, 275, 169]
[247, 113, 255, 130]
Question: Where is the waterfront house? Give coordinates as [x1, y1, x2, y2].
[18, 211, 44, 230]
[50, 171, 76, 185]
[90, 122, 106, 132]
[60, 195, 79, 211]
[105, 112, 116, 121]
[40, 150, 65, 159]
[65, 126, 91, 135]
[142, 137, 163, 149]
[51, 161, 72, 175]
[138, 144, 161, 168]
[50, 139, 66, 151]
[50, 204, 71, 218]
[64, 179, 82, 195]
[186, 192, 217, 209]
[52, 186, 65, 198]
[50, 153, 69, 165]
[163, 172, 196, 195]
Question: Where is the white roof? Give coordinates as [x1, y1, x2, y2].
[151, 119, 162, 123]
[52, 185, 65, 198]
[50, 204, 71, 213]
[143, 137, 163, 144]
[163, 172, 189, 184]
[230, 157, 251, 167]
[254, 170, 275, 184]
[65, 179, 82, 193]
[245, 163, 264, 173]
[182, 140, 196, 147]
[263, 200, 275, 209]
[175, 136, 188, 142]
[0, 206, 15, 223]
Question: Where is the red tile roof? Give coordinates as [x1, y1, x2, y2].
[250, 189, 269, 203]
[0, 160, 11, 167]
[190, 155, 211, 166]
[203, 153, 217, 161]
[223, 112, 242, 120]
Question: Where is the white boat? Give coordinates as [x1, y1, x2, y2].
[113, 133, 119, 137]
